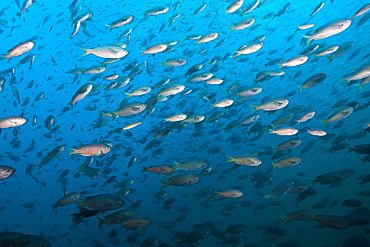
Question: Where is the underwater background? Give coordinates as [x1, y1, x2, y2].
[0, 0, 370, 246]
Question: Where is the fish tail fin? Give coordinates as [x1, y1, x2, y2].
[263, 194, 271, 200]
[97, 217, 105, 228]
[76, 197, 83, 208]
[51, 204, 57, 211]
[171, 161, 180, 170]
[79, 47, 92, 57]
[68, 148, 77, 155]
[124, 92, 132, 99]
[227, 27, 233, 32]
[77, 165, 84, 172]
[347, 146, 354, 153]
[159, 179, 168, 190]
[281, 216, 289, 224]
[305, 212, 315, 220]
[226, 155, 234, 163]
[141, 166, 148, 172]
[308, 177, 317, 186]
[319, 119, 329, 127]
[190, 198, 196, 204]
[297, 85, 303, 93]
[340, 78, 350, 87]
[301, 34, 313, 46]
[161, 61, 166, 67]
[250, 104, 259, 113]
[326, 56, 334, 63]
[109, 111, 117, 120]
[354, 84, 364, 90]
[67, 101, 74, 109]
[2, 54, 11, 62]
[140, 51, 146, 56]
[296, 120, 300, 125]
[272, 162, 277, 172]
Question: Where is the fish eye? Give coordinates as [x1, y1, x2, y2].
[118, 201, 122, 204]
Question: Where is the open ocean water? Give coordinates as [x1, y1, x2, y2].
[0, 0, 370, 246]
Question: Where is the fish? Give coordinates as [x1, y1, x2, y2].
[110, 102, 147, 120]
[264, 179, 295, 200]
[0, 165, 16, 180]
[307, 129, 327, 136]
[159, 173, 201, 190]
[0, 232, 30, 246]
[38, 145, 65, 169]
[51, 192, 81, 211]
[341, 62, 370, 86]
[228, 17, 255, 32]
[272, 156, 302, 171]
[120, 217, 149, 228]
[306, 213, 350, 229]
[106, 15, 133, 30]
[320, 106, 353, 127]
[298, 73, 327, 92]
[141, 43, 167, 55]
[79, 45, 128, 59]
[2, 41, 34, 62]
[216, 189, 243, 198]
[250, 97, 289, 113]
[0, 116, 27, 128]
[353, 3, 370, 18]
[226, 155, 262, 166]
[67, 83, 93, 108]
[225, 0, 244, 14]
[69, 143, 112, 157]
[280, 55, 308, 67]
[302, 18, 352, 45]
[76, 194, 124, 211]
[0, 0, 369, 245]
[143, 5, 169, 17]
[171, 158, 209, 170]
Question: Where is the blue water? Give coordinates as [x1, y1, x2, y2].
[1, 0, 370, 246]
